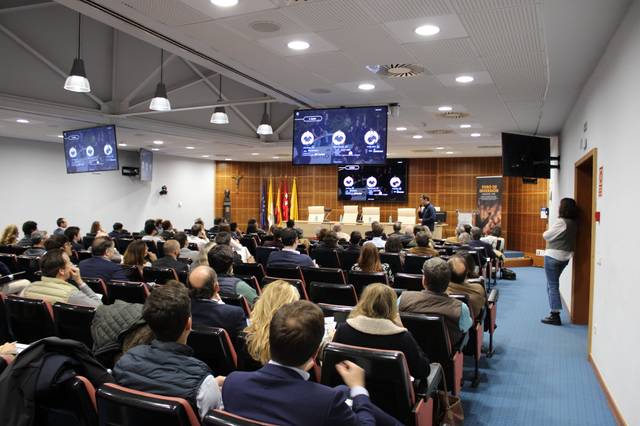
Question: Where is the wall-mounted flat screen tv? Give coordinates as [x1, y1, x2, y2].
[338, 160, 408, 202]
[63, 125, 119, 174]
[502, 132, 551, 178]
[292, 105, 388, 165]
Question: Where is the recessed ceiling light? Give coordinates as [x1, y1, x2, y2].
[251, 152, 260, 156]
[396, 127, 407, 131]
[412, 135, 423, 139]
[287, 40, 310, 51]
[118, 143, 127, 147]
[16, 119, 29, 124]
[435, 147, 445, 150]
[455, 75, 474, 83]
[438, 106, 453, 112]
[185, 146, 195, 150]
[56, 134, 64, 138]
[153, 140, 164, 145]
[272, 156, 280, 159]
[358, 83, 375, 91]
[201, 155, 210, 158]
[471, 132, 481, 137]
[446, 151, 454, 154]
[414, 24, 440, 37]
[151, 148, 160, 151]
[210, 0, 238, 7]
[459, 124, 471, 129]
[225, 158, 232, 161]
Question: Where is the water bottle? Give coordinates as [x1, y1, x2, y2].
[388, 215, 392, 223]
[339, 214, 343, 223]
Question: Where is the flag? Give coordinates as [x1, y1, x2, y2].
[290, 177, 299, 221]
[260, 179, 267, 230]
[275, 180, 282, 225]
[267, 177, 274, 228]
[282, 179, 289, 223]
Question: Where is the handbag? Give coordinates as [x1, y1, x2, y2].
[436, 368, 464, 426]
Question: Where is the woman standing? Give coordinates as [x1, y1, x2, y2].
[541, 198, 578, 325]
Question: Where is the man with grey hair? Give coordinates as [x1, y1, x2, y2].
[446, 223, 467, 244]
[23, 231, 48, 257]
[398, 257, 472, 344]
[332, 224, 350, 242]
[468, 227, 496, 264]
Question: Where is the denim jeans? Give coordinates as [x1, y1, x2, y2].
[544, 256, 569, 311]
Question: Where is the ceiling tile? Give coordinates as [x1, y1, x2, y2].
[120, 0, 211, 26]
[356, 0, 452, 22]
[403, 37, 479, 61]
[179, 0, 277, 20]
[286, 52, 371, 82]
[450, 0, 540, 14]
[280, 0, 375, 32]
[383, 14, 469, 44]
[256, 32, 339, 56]
[334, 79, 395, 93]
[435, 71, 493, 86]
[425, 57, 486, 75]
[216, 8, 305, 40]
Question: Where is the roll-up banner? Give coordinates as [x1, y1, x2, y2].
[476, 176, 503, 234]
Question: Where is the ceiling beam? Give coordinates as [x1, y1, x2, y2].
[114, 96, 276, 118]
[127, 72, 218, 111]
[182, 58, 259, 133]
[0, 23, 106, 109]
[0, 2, 56, 14]
[275, 115, 293, 136]
[122, 53, 176, 105]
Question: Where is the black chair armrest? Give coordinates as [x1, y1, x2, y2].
[416, 363, 444, 399]
[488, 288, 499, 304]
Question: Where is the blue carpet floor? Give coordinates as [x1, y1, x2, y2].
[460, 267, 615, 426]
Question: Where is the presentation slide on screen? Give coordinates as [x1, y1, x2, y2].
[63, 125, 119, 174]
[338, 160, 407, 202]
[292, 106, 388, 165]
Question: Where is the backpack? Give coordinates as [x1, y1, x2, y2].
[501, 268, 517, 280]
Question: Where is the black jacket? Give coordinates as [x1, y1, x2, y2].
[152, 255, 189, 273]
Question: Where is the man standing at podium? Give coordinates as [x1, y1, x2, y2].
[419, 194, 436, 231]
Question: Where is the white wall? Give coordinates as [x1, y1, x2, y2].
[0, 137, 216, 234]
[555, 1, 640, 424]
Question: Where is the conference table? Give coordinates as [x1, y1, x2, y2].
[296, 221, 446, 240]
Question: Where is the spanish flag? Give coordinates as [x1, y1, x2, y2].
[275, 180, 282, 225]
[290, 177, 299, 221]
[267, 177, 274, 228]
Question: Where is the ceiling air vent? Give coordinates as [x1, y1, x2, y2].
[426, 129, 453, 135]
[436, 111, 469, 119]
[249, 21, 281, 33]
[367, 64, 425, 78]
[478, 145, 501, 149]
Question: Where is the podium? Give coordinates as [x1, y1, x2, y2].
[397, 208, 416, 225]
[362, 207, 380, 224]
[342, 206, 358, 224]
[308, 206, 325, 223]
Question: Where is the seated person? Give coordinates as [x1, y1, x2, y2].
[122, 240, 156, 280]
[229, 222, 243, 239]
[160, 220, 175, 240]
[208, 245, 258, 307]
[267, 228, 316, 269]
[286, 219, 304, 239]
[446, 256, 486, 319]
[175, 231, 199, 263]
[53, 217, 68, 236]
[383, 235, 405, 263]
[189, 265, 247, 346]
[64, 226, 83, 252]
[151, 239, 189, 273]
[368, 222, 386, 249]
[333, 283, 430, 381]
[108, 222, 129, 239]
[481, 226, 505, 258]
[114, 281, 224, 418]
[405, 225, 428, 248]
[0, 224, 19, 246]
[468, 227, 496, 263]
[263, 226, 284, 249]
[407, 232, 439, 257]
[458, 232, 471, 244]
[80, 237, 130, 282]
[315, 231, 343, 252]
[16, 221, 38, 247]
[0, 259, 30, 295]
[44, 234, 73, 258]
[445, 224, 466, 244]
[141, 221, 164, 243]
[398, 257, 472, 345]
[209, 217, 223, 234]
[332, 224, 350, 242]
[22, 249, 102, 307]
[246, 218, 266, 238]
[351, 243, 393, 284]
[188, 223, 209, 250]
[345, 231, 363, 253]
[215, 231, 253, 264]
[23, 231, 47, 257]
[223, 300, 402, 426]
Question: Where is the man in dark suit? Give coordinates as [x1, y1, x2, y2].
[188, 265, 247, 346]
[222, 301, 401, 426]
[266, 228, 316, 269]
[152, 240, 189, 273]
[468, 227, 496, 265]
[79, 237, 129, 282]
[419, 194, 437, 231]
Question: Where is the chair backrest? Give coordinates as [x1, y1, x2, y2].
[338, 250, 360, 272]
[234, 274, 262, 295]
[203, 409, 275, 426]
[322, 342, 415, 424]
[403, 254, 431, 274]
[347, 270, 388, 296]
[82, 236, 95, 250]
[234, 263, 265, 283]
[115, 238, 134, 253]
[397, 208, 416, 225]
[53, 302, 96, 348]
[17, 255, 40, 281]
[82, 277, 108, 302]
[310, 249, 341, 268]
[0, 245, 28, 255]
[0, 253, 19, 273]
[143, 267, 179, 284]
[36, 375, 97, 426]
[96, 382, 200, 426]
[394, 273, 424, 291]
[301, 267, 345, 285]
[307, 205, 325, 223]
[143, 240, 158, 255]
[361, 207, 380, 224]
[400, 312, 452, 364]
[317, 303, 354, 318]
[255, 246, 278, 267]
[239, 236, 258, 257]
[342, 205, 359, 224]
[265, 266, 303, 282]
[107, 281, 149, 304]
[0, 294, 12, 343]
[309, 282, 358, 306]
[379, 252, 402, 275]
[6, 295, 55, 343]
[187, 326, 238, 376]
[261, 276, 308, 300]
[220, 293, 251, 317]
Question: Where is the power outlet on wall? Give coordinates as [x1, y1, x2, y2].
[536, 249, 545, 256]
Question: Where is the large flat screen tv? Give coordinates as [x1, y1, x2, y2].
[139, 148, 153, 181]
[63, 125, 119, 174]
[502, 132, 551, 178]
[292, 105, 388, 165]
[338, 160, 408, 202]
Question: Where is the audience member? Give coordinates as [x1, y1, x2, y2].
[262, 227, 284, 249]
[122, 239, 156, 279]
[398, 257, 472, 345]
[159, 220, 175, 240]
[79, 237, 129, 282]
[469, 227, 496, 263]
[464, 224, 472, 234]
[457, 250, 480, 279]
[244, 280, 300, 364]
[192, 241, 216, 269]
[446, 256, 486, 319]
[113, 281, 223, 418]
[405, 224, 428, 248]
[458, 232, 471, 244]
[246, 218, 266, 237]
[316, 231, 343, 252]
[175, 231, 199, 263]
[407, 232, 439, 257]
[351, 243, 393, 284]
[286, 219, 304, 238]
[481, 226, 505, 259]
[16, 221, 38, 247]
[23, 231, 48, 257]
[368, 222, 386, 248]
[108, 222, 128, 239]
[445, 224, 466, 244]
[345, 231, 363, 253]
[208, 245, 258, 307]
[188, 223, 209, 250]
[90, 221, 106, 236]
[229, 222, 242, 239]
[267, 228, 316, 268]
[0, 259, 30, 295]
[21, 248, 102, 307]
[53, 217, 68, 236]
[151, 239, 189, 273]
[209, 217, 223, 233]
[333, 283, 430, 381]
[65, 226, 83, 252]
[0, 224, 19, 246]
[389, 222, 403, 237]
[332, 224, 350, 242]
[215, 231, 251, 263]
[223, 300, 401, 426]
[141, 221, 164, 243]
[384, 235, 404, 255]
[44, 234, 72, 257]
[189, 265, 247, 346]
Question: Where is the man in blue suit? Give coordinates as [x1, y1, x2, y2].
[222, 300, 401, 426]
[79, 237, 129, 283]
[419, 194, 437, 232]
[266, 228, 316, 269]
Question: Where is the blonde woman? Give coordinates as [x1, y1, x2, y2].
[333, 283, 430, 380]
[0, 225, 19, 246]
[244, 280, 300, 364]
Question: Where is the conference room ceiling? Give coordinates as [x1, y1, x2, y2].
[0, 0, 631, 162]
